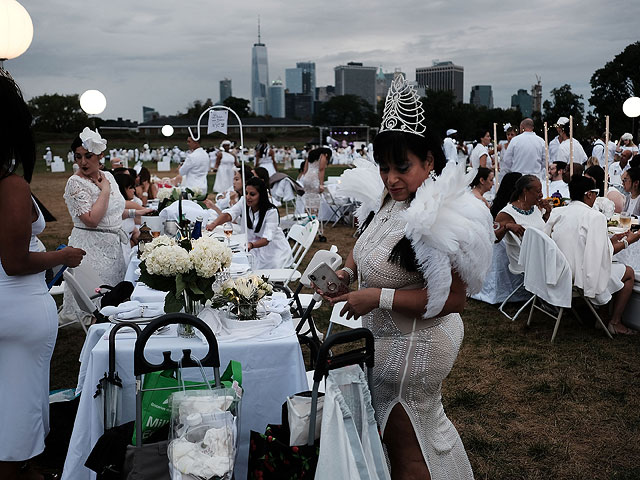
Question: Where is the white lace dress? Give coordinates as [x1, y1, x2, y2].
[60, 172, 126, 322]
[213, 151, 236, 193]
[302, 160, 322, 211]
[353, 198, 474, 480]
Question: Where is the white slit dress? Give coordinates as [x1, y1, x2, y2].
[353, 198, 474, 480]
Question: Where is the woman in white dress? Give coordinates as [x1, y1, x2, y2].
[301, 147, 330, 216]
[254, 139, 277, 177]
[60, 128, 128, 323]
[469, 129, 493, 169]
[323, 76, 493, 479]
[206, 177, 293, 269]
[212, 140, 239, 193]
[0, 75, 85, 479]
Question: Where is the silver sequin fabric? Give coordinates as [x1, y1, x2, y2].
[353, 198, 474, 480]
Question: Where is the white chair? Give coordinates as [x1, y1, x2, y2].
[324, 302, 362, 339]
[497, 235, 532, 322]
[61, 262, 108, 334]
[285, 219, 319, 286]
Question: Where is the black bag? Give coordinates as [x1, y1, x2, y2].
[99, 281, 135, 308]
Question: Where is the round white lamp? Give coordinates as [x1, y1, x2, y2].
[0, 0, 33, 63]
[80, 89, 107, 115]
[623, 97, 640, 118]
[161, 124, 174, 137]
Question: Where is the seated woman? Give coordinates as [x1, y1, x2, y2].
[494, 175, 551, 274]
[621, 167, 640, 216]
[135, 166, 158, 206]
[470, 166, 494, 208]
[114, 173, 153, 248]
[545, 175, 639, 335]
[206, 177, 293, 269]
[204, 167, 254, 215]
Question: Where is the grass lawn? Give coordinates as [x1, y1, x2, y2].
[30, 163, 640, 479]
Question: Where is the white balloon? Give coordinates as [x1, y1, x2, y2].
[622, 97, 640, 118]
[0, 0, 33, 60]
[161, 125, 174, 137]
[80, 90, 107, 115]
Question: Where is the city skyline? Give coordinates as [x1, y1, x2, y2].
[7, 0, 637, 121]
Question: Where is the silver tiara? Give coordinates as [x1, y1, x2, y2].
[379, 76, 425, 137]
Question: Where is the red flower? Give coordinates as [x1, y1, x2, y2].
[267, 435, 273, 442]
[292, 446, 299, 453]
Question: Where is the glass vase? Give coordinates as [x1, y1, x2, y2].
[236, 300, 258, 321]
[179, 291, 201, 338]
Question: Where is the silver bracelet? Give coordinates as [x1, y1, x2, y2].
[128, 209, 136, 218]
[622, 237, 629, 249]
[379, 288, 395, 310]
[342, 267, 355, 284]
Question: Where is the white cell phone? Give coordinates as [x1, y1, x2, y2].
[308, 262, 349, 298]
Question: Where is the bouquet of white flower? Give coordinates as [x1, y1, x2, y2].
[157, 186, 207, 213]
[139, 235, 233, 315]
[221, 275, 273, 320]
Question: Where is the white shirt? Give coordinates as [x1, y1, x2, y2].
[501, 131, 546, 177]
[224, 198, 293, 269]
[469, 144, 492, 169]
[179, 147, 210, 194]
[543, 179, 570, 199]
[548, 136, 560, 163]
[545, 201, 619, 301]
[556, 138, 588, 166]
[608, 161, 630, 187]
[592, 139, 617, 168]
[442, 137, 458, 164]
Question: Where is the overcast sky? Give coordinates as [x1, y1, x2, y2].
[8, 0, 637, 122]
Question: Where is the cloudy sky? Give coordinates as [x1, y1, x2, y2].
[8, 0, 637, 122]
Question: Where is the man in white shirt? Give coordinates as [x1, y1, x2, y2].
[177, 136, 210, 194]
[501, 118, 546, 179]
[442, 129, 459, 164]
[609, 149, 632, 187]
[543, 161, 570, 198]
[592, 132, 617, 168]
[556, 123, 588, 166]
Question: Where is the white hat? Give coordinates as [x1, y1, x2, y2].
[621, 132, 633, 141]
[556, 117, 569, 126]
[220, 140, 232, 147]
[446, 129, 457, 136]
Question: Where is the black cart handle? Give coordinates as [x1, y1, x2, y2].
[109, 322, 142, 376]
[134, 313, 220, 375]
[313, 327, 374, 383]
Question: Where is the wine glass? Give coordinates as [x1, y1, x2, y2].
[223, 222, 234, 246]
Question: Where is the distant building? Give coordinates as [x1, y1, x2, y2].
[219, 78, 232, 103]
[334, 62, 378, 110]
[316, 85, 335, 103]
[142, 106, 158, 123]
[511, 88, 533, 117]
[531, 76, 542, 113]
[415, 61, 464, 103]
[251, 20, 269, 115]
[285, 93, 313, 120]
[285, 68, 303, 94]
[470, 85, 493, 109]
[376, 68, 405, 103]
[268, 79, 285, 118]
[296, 62, 316, 100]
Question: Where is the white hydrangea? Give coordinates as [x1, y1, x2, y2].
[188, 186, 202, 197]
[189, 236, 233, 278]
[145, 245, 192, 276]
[140, 235, 176, 260]
[156, 188, 173, 201]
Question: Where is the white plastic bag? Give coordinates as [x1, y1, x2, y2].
[286, 392, 324, 446]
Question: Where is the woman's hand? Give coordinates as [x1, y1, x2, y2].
[205, 222, 215, 231]
[334, 269, 350, 284]
[506, 222, 525, 237]
[204, 198, 215, 209]
[328, 288, 380, 320]
[60, 246, 86, 268]
[136, 207, 154, 216]
[92, 172, 110, 193]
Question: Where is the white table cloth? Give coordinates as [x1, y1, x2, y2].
[62, 314, 307, 480]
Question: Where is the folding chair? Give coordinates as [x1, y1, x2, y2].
[61, 263, 109, 333]
[321, 189, 356, 228]
[285, 219, 319, 286]
[519, 228, 612, 342]
[498, 236, 532, 322]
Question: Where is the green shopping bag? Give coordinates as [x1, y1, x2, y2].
[132, 360, 242, 445]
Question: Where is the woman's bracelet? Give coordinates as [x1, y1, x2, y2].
[622, 237, 629, 249]
[342, 266, 355, 284]
[379, 288, 395, 310]
[142, 192, 148, 197]
[128, 209, 136, 218]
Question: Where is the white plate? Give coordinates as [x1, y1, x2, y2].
[608, 226, 626, 234]
[109, 314, 163, 324]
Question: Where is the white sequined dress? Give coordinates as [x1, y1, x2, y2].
[353, 198, 474, 480]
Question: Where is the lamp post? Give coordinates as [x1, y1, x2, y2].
[622, 97, 640, 141]
[0, 0, 34, 70]
[80, 89, 107, 130]
[161, 124, 174, 137]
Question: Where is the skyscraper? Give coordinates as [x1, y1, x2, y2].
[470, 85, 493, 108]
[296, 62, 316, 100]
[285, 68, 303, 94]
[415, 61, 464, 103]
[531, 75, 542, 113]
[511, 89, 533, 117]
[268, 79, 285, 118]
[334, 62, 377, 111]
[219, 78, 232, 103]
[251, 19, 269, 116]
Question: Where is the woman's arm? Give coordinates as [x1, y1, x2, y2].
[213, 151, 222, 171]
[329, 270, 467, 320]
[335, 250, 357, 284]
[494, 211, 524, 242]
[78, 173, 111, 228]
[0, 176, 85, 275]
[206, 212, 232, 231]
[318, 157, 327, 193]
[479, 154, 488, 168]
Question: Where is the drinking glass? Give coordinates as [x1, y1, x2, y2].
[620, 212, 632, 231]
[223, 222, 234, 246]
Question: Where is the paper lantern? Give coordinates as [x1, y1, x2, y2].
[161, 124, 174, 137]
[622, 97, 640, 118]
[80, 89, 106, 115]
[0, 0, 33, 61]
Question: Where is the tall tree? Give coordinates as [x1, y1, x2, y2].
[222, 96, 252, 117]
[177, 98, 214, 118]
[590, 41, 640, 135]
[27, 93, 90, 133]
[543, 84, 585, 126]
[313, 95, 378, 126]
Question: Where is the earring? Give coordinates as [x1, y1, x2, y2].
[429, 170, 437, 180]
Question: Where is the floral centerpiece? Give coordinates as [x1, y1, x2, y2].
[157, 186, 207, 212]
[220, 275, 273, 320]
[139, 235, 233, 336]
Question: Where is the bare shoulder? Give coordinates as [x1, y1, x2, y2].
[0, 174, 30, 196]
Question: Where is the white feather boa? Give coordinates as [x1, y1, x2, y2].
[403, 163, 495, 317]
[338, 161, 495, 319]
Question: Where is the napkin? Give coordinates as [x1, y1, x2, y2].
[262, 293, 290, 314]
[100, 300, 164, 320]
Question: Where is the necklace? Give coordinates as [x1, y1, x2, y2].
[378, 200, 402, 223]
[512, 203, 534, 215]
